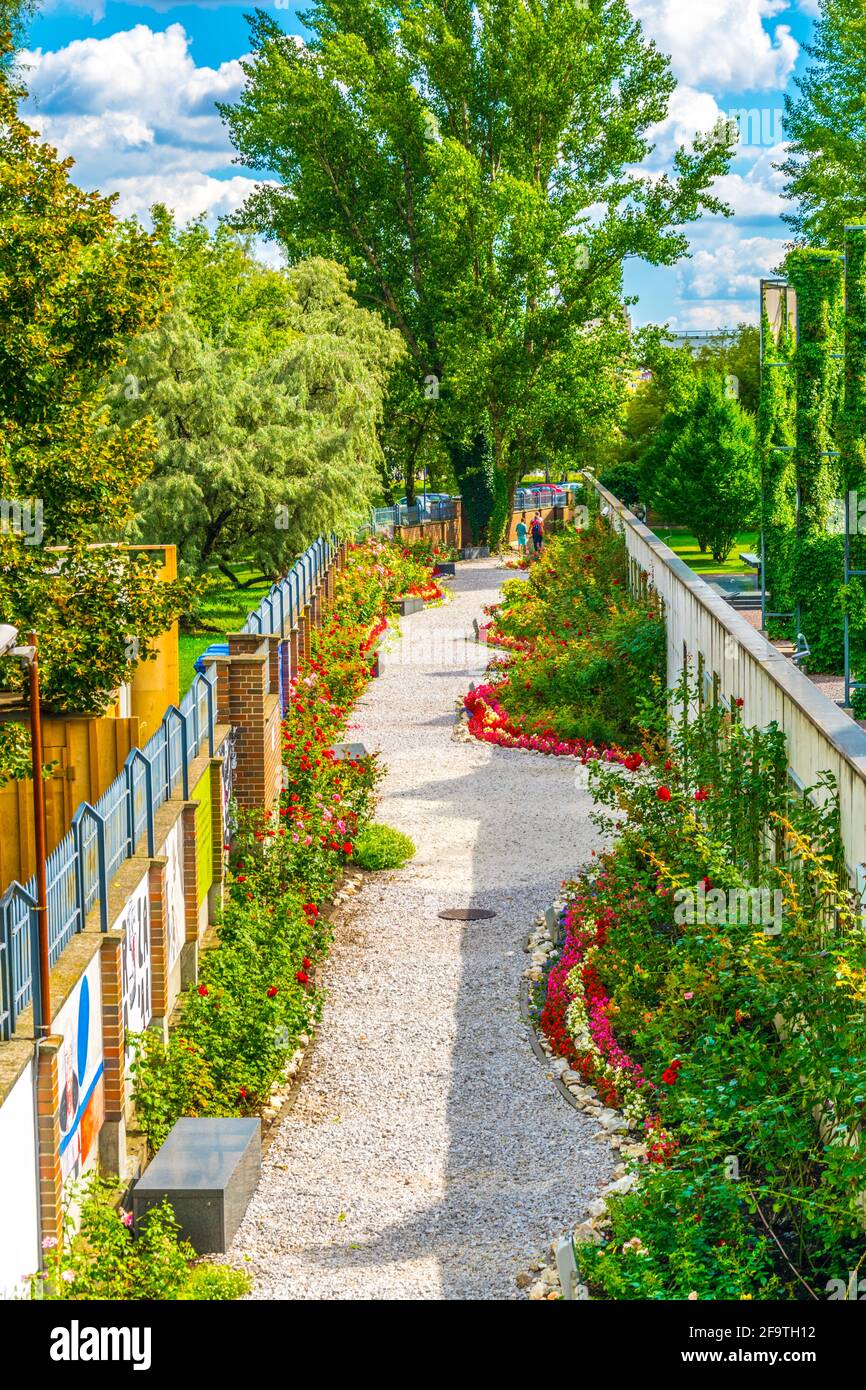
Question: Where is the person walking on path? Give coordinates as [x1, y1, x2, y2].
[530, 512, 544, 555]
[515, 513, 528, 560]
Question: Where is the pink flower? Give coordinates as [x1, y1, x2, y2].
[683, 991, 694, 1000]
[61, 1269, 76, 1284]
[120, 1210, 134, 1228]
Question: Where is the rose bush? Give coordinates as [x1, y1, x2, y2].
[536, 669, 866, 1299]
[465, 523, 665, 752]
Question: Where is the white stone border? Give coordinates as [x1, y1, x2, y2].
[516, 905, 649, 1301]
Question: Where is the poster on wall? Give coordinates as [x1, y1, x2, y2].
[120, 876, 151, 1070]
[221, 727, 238, 847]
[56, 959, 104, 1185]
[164, 818, 186, 973]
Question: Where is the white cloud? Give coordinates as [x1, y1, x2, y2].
[628, 0, 799, 93]
[665, 301, 759, 328]
[18, 24, 260, 226]
[106, 172, 268, 226]
[643, 85, 726, 166]
[676, 228, 786, 306]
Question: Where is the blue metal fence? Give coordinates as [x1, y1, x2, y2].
[0, 666, 217, 1040]
[242, 535, 337, 638]
[0, 533, 339, 1041]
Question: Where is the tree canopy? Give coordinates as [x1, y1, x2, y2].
[221, 0, 733, 542]
[650, 374, 759, 561]
[780, 0, 866, 247]
[112, 220, 404, 580]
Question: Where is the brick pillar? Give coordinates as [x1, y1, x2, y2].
[289, 626, 301, 681]
[301, 612, 311, 664]
[148, 860, 169, 1018]
[35, 1037, 63, 1250]
[226, 637, 281, 815]
[98, 932, 127, 1175]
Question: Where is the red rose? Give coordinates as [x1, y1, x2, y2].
[296, 970, 310, 985]
[694, 787, 708, 801]
[656, 785, 671, 802]
[198, 985, 209, 997]
[343, 842, 353, 854]
[302, 957, 311, 969]
[267, 986, 278, 998]
[735, 697, 744, 708]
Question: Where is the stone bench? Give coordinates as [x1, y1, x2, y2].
[132, 1117, 261, 1254]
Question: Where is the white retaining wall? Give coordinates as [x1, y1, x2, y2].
[0, 1060, 39, 1298]
[592, 479, 866, 883]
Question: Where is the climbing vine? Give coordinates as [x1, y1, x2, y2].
[787, 249, 845, 670]
[840, 227, 866, 708]
[759, 291, 797, 633]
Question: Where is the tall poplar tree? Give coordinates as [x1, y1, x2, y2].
[222, 0, 733, 543]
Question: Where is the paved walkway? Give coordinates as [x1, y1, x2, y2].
[230, 556, 611, 1299]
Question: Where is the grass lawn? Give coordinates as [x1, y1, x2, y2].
[653, 528, 759, 575]
[179, 560, 274, 697]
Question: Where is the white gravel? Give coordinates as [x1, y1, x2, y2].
[230, 555, 613, 1299]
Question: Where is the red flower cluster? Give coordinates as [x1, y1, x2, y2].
[660, 1057, 682, 1086]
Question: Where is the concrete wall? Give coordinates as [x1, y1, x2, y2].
[591, 477, 866, 882]
[0, 1057, 39, 1298]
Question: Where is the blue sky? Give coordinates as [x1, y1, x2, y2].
[19, 1, 822, 327]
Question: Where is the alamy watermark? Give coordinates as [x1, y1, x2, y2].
[710, 109, 784, 149]
[1, 497, 43, 546]
[673, 882, 783, 935]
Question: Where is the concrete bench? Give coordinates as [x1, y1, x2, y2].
[132, 1118, 261, 1254]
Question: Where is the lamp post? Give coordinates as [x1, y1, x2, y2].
[0, 624, 50, 1032]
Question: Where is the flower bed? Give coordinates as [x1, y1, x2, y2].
[464, 681, 630, 762]
[464, 522, 665, 753]
[535, 670, 866, 1300]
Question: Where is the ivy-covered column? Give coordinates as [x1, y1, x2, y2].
[841, 226, 866, 705]
[787, 248, 845, 668]
[759, 284, 797, 633]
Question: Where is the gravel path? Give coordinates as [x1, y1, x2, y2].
[231, 555, 613, 1299]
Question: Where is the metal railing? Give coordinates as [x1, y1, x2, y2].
[242, 535, 337, 638]
[0, 667, 218, 1041]
[513, 484, 581, 511]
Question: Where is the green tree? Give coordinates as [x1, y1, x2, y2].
[0, 38, 191, 767]
[779, 0, 866, 247]
[695, 324, 760, 414]
[113, 245, 403, 579]
[597, 330, 699, 506]
[652, 375, 759, 562]
[221, 0, 733, 544]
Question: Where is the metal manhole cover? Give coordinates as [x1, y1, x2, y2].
[438, 908, 497, 922]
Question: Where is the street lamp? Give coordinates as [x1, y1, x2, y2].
[0, 624, 50, 1033]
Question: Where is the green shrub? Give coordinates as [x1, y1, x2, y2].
[178, 1264, 252, 1301]
[351, 823, 416, 871]
[32, 1177, 249, 1301]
